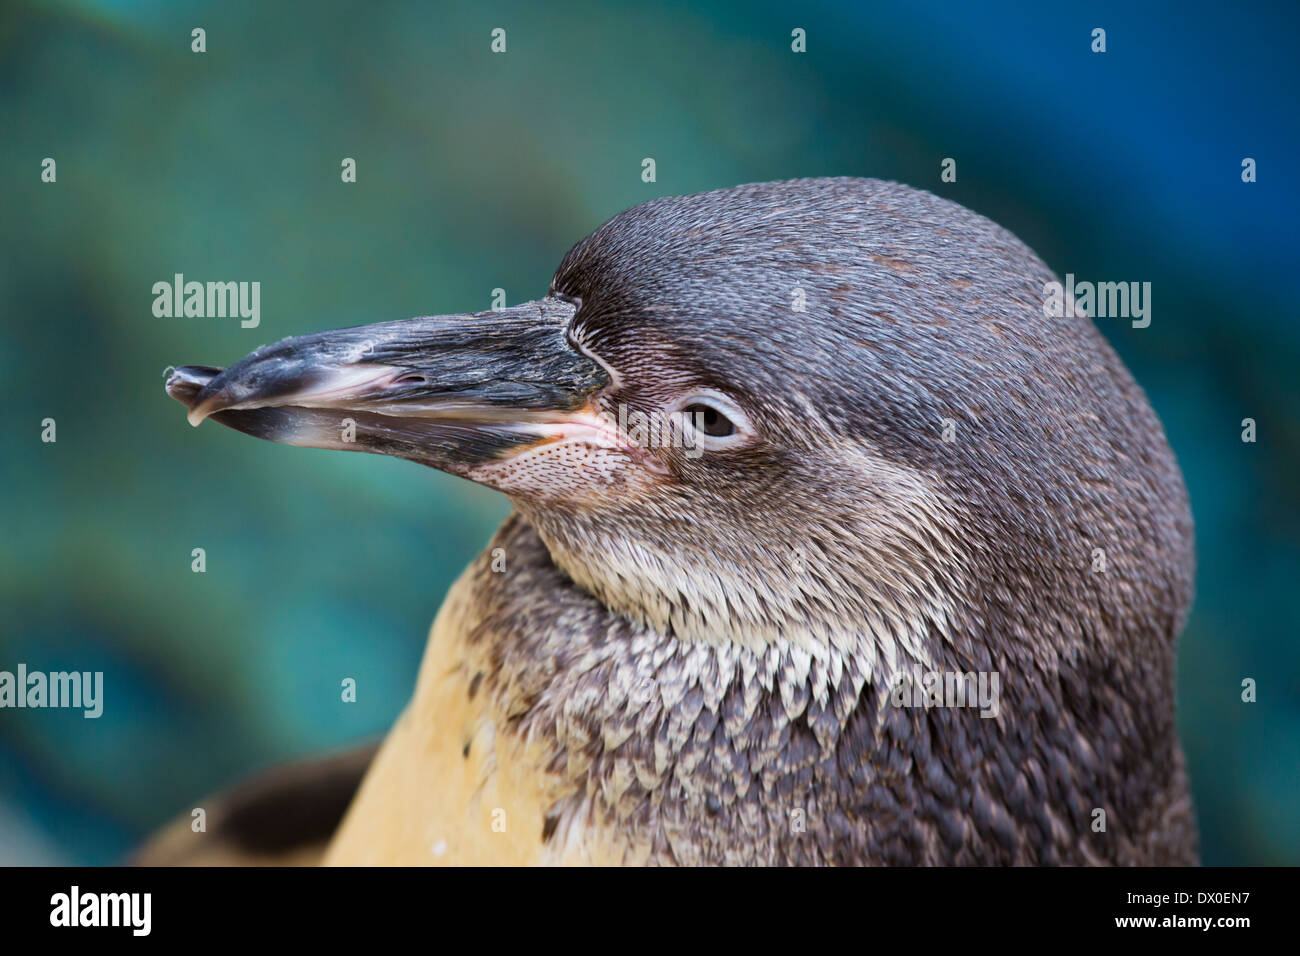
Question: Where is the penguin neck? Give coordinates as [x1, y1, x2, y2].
[431, 512, 993, 863]
[510, 495, 963, 685]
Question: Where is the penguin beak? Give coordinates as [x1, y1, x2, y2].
[164, 297, 611, 476]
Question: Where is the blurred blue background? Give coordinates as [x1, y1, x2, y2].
[1, 0, 1297, 865]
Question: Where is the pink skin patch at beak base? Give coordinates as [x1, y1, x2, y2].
[470, 409, 667, 503]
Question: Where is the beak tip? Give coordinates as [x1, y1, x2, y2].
[166, 365, 224, 425]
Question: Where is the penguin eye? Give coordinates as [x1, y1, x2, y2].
[673, 391, 753, 449]
[684, 402, 735, 437]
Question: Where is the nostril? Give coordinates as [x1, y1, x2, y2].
[392, 372, 427, 387]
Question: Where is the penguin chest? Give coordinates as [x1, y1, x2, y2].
[321, 562, 622, 866]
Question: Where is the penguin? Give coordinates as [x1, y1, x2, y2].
[143, 177, 1196, 865]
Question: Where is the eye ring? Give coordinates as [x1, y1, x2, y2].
[672, 390, 754, 450]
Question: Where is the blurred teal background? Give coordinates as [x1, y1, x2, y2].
[1, 0, 1297, 864]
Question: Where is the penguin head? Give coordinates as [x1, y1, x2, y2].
[167, 178, 1193, 664]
